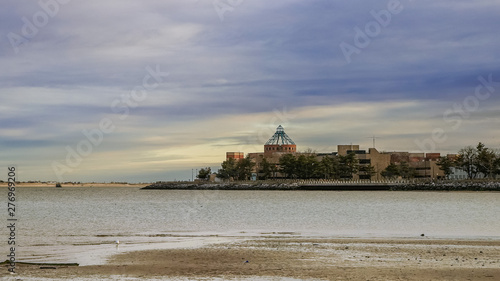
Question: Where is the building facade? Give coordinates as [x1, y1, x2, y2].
[263, 125, 296, 157]
[224, 125, 452, 180]
[226, 152, 244, 160]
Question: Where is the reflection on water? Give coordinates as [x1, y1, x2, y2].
[12, 186, 500, 264]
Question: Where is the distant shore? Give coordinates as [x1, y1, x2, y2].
[0, 182, 146, 188]
[142, 180, 500, 191]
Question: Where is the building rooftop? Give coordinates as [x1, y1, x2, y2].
[265, 125, 296, 145]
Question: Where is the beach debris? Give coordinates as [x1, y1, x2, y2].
[40, 266, 57, 269]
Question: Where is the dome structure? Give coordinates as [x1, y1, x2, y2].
[264, 125, 296, 156]
[265, 125, 295, 145]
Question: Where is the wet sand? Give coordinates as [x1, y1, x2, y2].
[4, 238, 500, 280]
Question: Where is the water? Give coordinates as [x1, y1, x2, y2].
[7, 186, 500, 265]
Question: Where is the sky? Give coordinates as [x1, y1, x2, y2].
[2, 0, 500, 183]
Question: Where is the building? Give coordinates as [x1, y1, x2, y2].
[263, 125, 297, 157]
[226, 152, 244, 160]
[246, 125, 298, 179]
[224, 125, 450, 180]
[387, 152, 445, 179]
[335, 145, 391, 180]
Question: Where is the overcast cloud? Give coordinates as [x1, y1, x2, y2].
[2, 0, 500, 182]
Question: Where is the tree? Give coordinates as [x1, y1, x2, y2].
[494, 152, 500, 177]
[270, 163, 279, 179]
[259, 158, 272, 180]
[236, 156, 255, 180]
[381, 163, 400, 180]
[217, 158, 238, 180]
[358, 165, 376, 180]
[476, 142, 497, 178]
[454, 143, 500, 179]
[302, 148, 316, 155]
[399, 162, 416, 179]
[279, 154, 298, 179]
[338, 152, 359, 179]
[296, 154, 320, 179]
[217, 156, 255, 181]
[455, 145, 479, 179]
[295, 155, 307, 179]
[197, 167, 211, 180]
[436, 156, 454, 179]
[318, 155, 339, 179]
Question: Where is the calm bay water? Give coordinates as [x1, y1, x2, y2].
[9, 186, 500, 265]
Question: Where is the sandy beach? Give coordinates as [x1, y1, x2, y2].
[4, 237, 499, 280]
[2, 182, 148, 188]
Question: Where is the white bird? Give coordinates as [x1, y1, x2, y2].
[115, 240, 120, 248]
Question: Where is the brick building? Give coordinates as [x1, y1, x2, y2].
[225, 125, 448, 180]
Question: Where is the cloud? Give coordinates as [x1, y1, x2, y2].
[2, 0, 500, 182]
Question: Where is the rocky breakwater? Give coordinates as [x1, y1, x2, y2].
[392, 181, 500, 191]
[142, 180, 500, 191]
[142, 181, 300, 190]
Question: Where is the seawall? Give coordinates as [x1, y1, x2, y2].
[142, 181, 500, 191]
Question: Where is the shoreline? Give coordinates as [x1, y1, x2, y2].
[142, 180, 500, 191]
[6, 236, 500, 280]
[5, 181, 500, 191]
[0, 182, 147, 188]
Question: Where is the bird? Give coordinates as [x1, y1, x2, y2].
[115, 240, 120, 248]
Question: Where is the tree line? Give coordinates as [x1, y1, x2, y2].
[376, 142, 500, 180]
[379, 162, 417, 180]
[437, 142, 500, 179]
[212, 152, 375, 180]
[276, 152, 376, 180]
[201, 142, 500, 181]
[215, 156, 256, 181]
